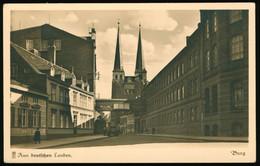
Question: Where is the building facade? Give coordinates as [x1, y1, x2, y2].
[142, 10, 248, 137]
[10, 80, 48, 144]
[11, 24, 97, 93]
[111, 22, 147, 130]
[11, 42, 96, 143]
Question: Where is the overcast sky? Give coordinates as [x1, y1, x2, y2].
[11, 10, 200, 98]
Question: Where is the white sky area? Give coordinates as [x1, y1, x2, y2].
[11, 10, 200, 99]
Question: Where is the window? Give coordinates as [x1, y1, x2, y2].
[194, 78, 198, 94]
[205, 50, 210, 72]
[41, 40, 48, 51]
[190, 54, 194, 68]
[194, 51, 198, 65]
[206, 19, 209, 38]
[22, 95, 28, 101]
[231, 35, 244, 60]
[174, 90, 176, 102]
[65, 91, 69, 104]
[21, 108, 27, 127]
[51, 110, 56, 128]
[212, 85, 218, 113]
[233, 81, 245, 108]
[177, 65, 180, 77]
[33, 97, 38, 103]
[51, 84, 56, 101]
[120, 74, 122, 80]
[33, 110, 37, 127]
[11, 63, 18, 77]
[54, 39, 61, 50]
[181, 86, 185, 99]
[26, 39, 34, 50]
[59, 88, 66, 104]
[60, 112, 64, 128]
[73, 92, 77, 105]
[66, 114, 69, 128]
[230, 10, 242, 23]
[182, 109, 185, 123]
[167, 74, 170, 84]
[11, 107, 15, 127]
[204, 88, 210, 114]
[173, 69, 176, 80]
[212, 124, 218, 136]
[177, 88, 180, 101]
[212, 45, 218, 67]
[205, 125, 210, 136]
[231, 123, 241, 136]
[178, 110, 181, 123]
[181, 62, 184, 74]
[171, 91, 174, 103]
[191, 107, 194, 122]
[190, 80, 194, 95]
[213, 11, 217, 32]
[170, 71, 173, 82]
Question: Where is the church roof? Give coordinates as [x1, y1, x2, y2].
[135, 24, 146, 73]
[113, 21, 124, 72]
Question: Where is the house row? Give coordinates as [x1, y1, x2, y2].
[10, 42, 96, 144]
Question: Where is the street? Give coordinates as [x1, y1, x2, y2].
[50, 133, 204, 149]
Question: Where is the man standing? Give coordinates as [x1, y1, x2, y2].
[33, 128, 41, 144]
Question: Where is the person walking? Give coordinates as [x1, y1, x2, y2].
[33, 128, 41, 144]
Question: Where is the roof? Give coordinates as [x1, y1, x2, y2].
[135, 24, 146, 72]
[11, 79, 48, 97]
[11, 42, 74, 79]
[113, 22, 124, 72]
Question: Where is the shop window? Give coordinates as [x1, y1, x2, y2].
[205, 125, 210, 136]
[212, 85, 218, 113]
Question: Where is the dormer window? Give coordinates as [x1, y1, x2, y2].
[50, 66, 55, 76]
[81, 81, 84, 89]
[72, 76, 76, 86]
[26, 39, 34, 51]
[54, 40, 61, 51]
[61, 72, 65, 81]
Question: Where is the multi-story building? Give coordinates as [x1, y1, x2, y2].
[11, 24, 97, 93]
[69, 80, 95, 135]
[142, 10, 248, 137]
[11, 42, 95, 142]
[111, 22, 147, 130]
[10, 80, 48, 144]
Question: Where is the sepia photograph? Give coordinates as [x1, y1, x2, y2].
[3, 3, 256, 163]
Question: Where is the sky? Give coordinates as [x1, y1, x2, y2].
[11, 10, 200, 99]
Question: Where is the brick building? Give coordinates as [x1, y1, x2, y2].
[142, 10, 248, 137]
[11, 24, 97, 93]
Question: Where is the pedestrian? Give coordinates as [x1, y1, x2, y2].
[33, 128, 41, 144]
[103, 126, 107, 136]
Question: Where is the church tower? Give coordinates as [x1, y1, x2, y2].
[112, 21, 125, 99]
[135, 24, 147, 83]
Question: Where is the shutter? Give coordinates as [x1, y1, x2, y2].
[28, 109, 33, 128]
[18, 108, 22, 127]
[38, 110, 41, 128]
[11, 107, 15, 127]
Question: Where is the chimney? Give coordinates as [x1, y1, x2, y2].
[47, 40, 56, 64]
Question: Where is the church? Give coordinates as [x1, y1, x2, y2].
[110, 22, 147, 132]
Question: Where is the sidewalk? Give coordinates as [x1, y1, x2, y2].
[138, 133, 248, 142]
[11, 134, 109, 149]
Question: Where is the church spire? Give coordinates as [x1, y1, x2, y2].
[135, 23, 146, 73]
[113, 21, 124, 72]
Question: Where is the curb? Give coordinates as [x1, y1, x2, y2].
[37, 136, 109, 149]
[138, 134, 248, 142]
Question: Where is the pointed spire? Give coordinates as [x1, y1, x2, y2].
[135, 23, 146, 73]
[113, 20, 124, 72]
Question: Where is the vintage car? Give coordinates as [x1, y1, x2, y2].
[107, 126, 120, 136]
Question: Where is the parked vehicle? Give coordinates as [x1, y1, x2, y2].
[107, 126, 120, 137]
